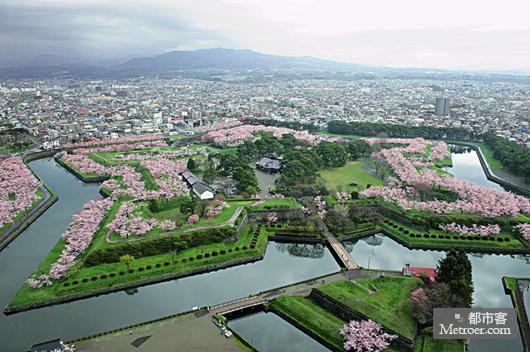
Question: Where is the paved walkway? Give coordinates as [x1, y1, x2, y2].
[106, 206, 244, 244]
[75, 311, 241, 352]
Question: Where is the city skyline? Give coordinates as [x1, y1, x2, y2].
[1, 0, 530, 72]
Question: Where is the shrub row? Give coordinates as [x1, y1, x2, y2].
[407, 232, 511, 242]
[250, 224, 261, 249]
[84, 227, 235, 266]
[384, 220, 512, 242]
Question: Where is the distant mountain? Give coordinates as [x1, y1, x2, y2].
[112, 48, 369, 72]
[0, 48, 528, 81]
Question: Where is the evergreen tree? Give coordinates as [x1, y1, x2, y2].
[187, 158, 196, 171]
[436, 250, 473, 307]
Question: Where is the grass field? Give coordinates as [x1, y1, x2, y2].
[479, 143, 505, 170]
[319, 161, 383, 192]
[247, 197, 300, 211]
[317, 276, 420, 340]
[9, 224, 268, 309]
[269, 295, 346, 351]
[414, 335, 465, 352]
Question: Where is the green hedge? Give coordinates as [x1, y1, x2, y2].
[84, 227, 235, 266]
[148, 195, 192, 213]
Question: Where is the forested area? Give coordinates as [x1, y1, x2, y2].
[482, 132, 530, 179]
[327, 120, 477, 141]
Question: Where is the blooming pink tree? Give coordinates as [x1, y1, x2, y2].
[439, 223, 501, 237]
[202, 124, 341, 147]
[188, 214, 200, 225]
[340, 319, 398, 352]
[514, 223, 530, 241]
[360, 139, 530, 218]
[64, 134, 163, 148]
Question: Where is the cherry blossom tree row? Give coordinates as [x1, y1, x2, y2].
[64, 134, 163, 148]
[202, 124, 341, 147]
[361, 140, 530, 218]
[0, 157, 42, 228]
[73, 140, 167, 155]
[27, 198, 113, 288]
[438, 223, 501, 237]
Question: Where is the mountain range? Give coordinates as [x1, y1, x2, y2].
[0, 48, 528, 80]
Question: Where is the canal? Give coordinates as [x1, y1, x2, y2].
[446, 147, 502, 190]
[1, 146, 528, 351]
[0, 158, 339, 352]
[229, 311, 330, 352]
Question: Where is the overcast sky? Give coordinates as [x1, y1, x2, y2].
[1, 0, 529, 71]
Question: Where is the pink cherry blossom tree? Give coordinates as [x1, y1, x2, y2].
[340, 319, 398, 352]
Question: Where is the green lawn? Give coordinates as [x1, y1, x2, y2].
[319, 161, 383, 192]
[317, 276, 420, 340]
[247, 197, 300, 211]
[380, 219, 528, 250]
[415, 335, 465, 352]
[9, 224, 268, 309]
[269, 296, 346, 351]
[106, 199, 253, 241]
[479, 143, 505, 170]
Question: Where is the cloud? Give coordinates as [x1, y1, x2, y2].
[0, 0, 529, 70]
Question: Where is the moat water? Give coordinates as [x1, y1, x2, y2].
[0, 149, 528, 351]
[0, 158, 339, 351]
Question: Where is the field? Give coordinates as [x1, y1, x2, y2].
[414, 335, 465, 352]
[479, 143, 505, 170]
[317, 276, 420, 340]
[269, 276, 464, 352]
[8, 224, 268, 309]
[319, 161, 383, 192]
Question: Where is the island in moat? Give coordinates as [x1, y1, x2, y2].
[2, 121, 529, 352]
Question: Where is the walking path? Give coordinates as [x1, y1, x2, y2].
[105, 206, 244, 244]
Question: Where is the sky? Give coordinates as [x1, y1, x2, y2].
[1, 0, 529, 71]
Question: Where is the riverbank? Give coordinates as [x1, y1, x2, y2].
[0, 151, 58, 251]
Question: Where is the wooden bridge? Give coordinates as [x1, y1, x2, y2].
[318, 220, 359, 269]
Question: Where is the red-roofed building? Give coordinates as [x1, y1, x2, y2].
[403, 264, 437, 281]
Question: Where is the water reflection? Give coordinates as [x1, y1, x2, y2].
[445, 148, 502, 190]
[251, 163, 279, 197]
[0, 159, 340, 352]
[229, 312, 330, 352]
[275, 243, 326, 258]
